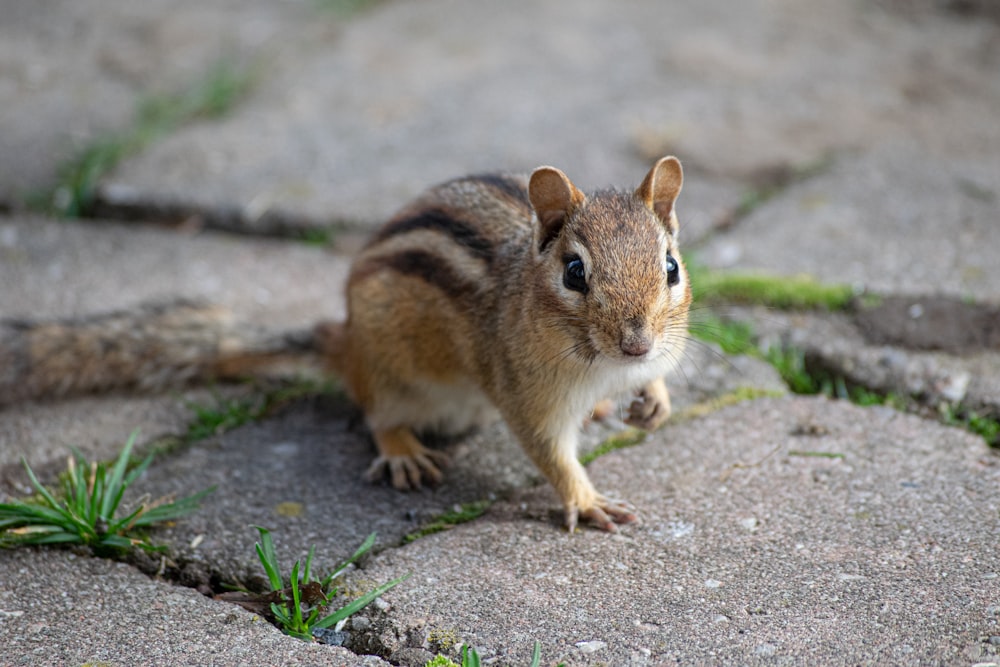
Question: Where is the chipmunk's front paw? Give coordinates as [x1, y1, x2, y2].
[624, 379, 671, 431]
[367, 428, 450, 490]
[565, 496, 639, 533]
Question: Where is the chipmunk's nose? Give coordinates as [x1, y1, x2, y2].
[620, 317, 653, 357]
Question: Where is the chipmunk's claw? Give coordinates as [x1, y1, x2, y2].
[365, 438, 448, 491]
[565, 498, 639, 533]
[624, 379, 671, 432]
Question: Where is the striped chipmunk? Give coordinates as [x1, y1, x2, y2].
[317, 157, 692, 532]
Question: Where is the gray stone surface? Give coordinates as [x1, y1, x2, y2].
[356, 397, 1000, 666]
[698, 142, 1000, 301]
[0, 215, 349, 325]
[0, 0, 999, 665]
[0, 0, 319, 206]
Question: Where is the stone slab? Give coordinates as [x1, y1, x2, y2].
[0, 215, 349, 325]
[352, 396, 1000, 665]
[734, 305, 1000, 417]
[0, 0, 320, 206]
[0, 389, 245, 473]
[0, 547, 389, 666]
[98, 1, 1000, 241]
[697, 142, 1000, 302]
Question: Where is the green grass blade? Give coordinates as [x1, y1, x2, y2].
[0, 502, 75, 528]
[130, 486, 214, 527]
[289, 561, 304, 630]
[270, 601, 291, 625]
[254, 526, 284, 591]
[303, 545, 315, 586]
[87, 463, 104, 526]
[326, 532, 376, 583]
[2, 528, 83, 546]
[11, 466, 94, 538]
[530, 641, 541, 667]
[98, 534, 138, 550]
[66, 448, 89, 518]
[20, 458, 64, 512]
[106, 503, 146, 536]
[461, 644, 481, 667]
[121, 453, 154, 488]
[312, 573, 409, 631]
[102, 431, 140, 518]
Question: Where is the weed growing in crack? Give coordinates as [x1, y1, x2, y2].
[184, 379, 339, 441]
[686, 299, 1000, 447]
[941, 405, 1000, 447]
[235, 527, 407, 642]
[36, 59, 256, 218]
[185, 393, 266, 441]
[425, 642, 550, 667]
[0, 430, 213, 555]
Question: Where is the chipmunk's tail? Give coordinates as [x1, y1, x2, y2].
[0, 300, 322, 406]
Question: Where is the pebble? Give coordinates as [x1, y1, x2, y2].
[575, 640, 607, 654]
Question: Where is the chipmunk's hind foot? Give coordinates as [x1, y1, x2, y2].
[366, 427, 450, 490]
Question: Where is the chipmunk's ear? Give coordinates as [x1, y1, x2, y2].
[529, 166, 586, 253]
[637, 156, 683, 236]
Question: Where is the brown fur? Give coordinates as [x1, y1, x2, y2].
[322, 157, 692, 532]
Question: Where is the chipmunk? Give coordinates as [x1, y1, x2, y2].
[317, 157, 691, 532]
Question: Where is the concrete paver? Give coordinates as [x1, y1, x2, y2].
[0, 0, 320, 206]
[0, 215, 349, 326]
[698, 143, 1000, 302]
[355, 396, 1000, 665]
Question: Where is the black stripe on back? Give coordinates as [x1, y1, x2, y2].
[471, 174, 532, 209]
[381, 249, 480, 302]
[373, 208, 493, 263]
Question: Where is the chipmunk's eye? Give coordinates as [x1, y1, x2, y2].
[665, 254, 680, 286]
[563, 255, 588, 294]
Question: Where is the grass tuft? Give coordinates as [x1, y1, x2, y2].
[424, 642, 549, 667]
[0, 430, 213, 554]
[184, 379, 338, 441]
[247, 527, 407, 641]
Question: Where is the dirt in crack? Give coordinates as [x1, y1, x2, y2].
[854, 295, 1000, 353]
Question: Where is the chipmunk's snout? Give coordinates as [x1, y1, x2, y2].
[620, 317, 654, 357]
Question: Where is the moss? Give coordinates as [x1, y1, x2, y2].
[402, 500, 491, 544]
[676, 387, 785, 422]
[425, 657, 461, 667]
[579, 429, 648, 466]
[427, 627, 462, 652]
[691, 270, 855, 311]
